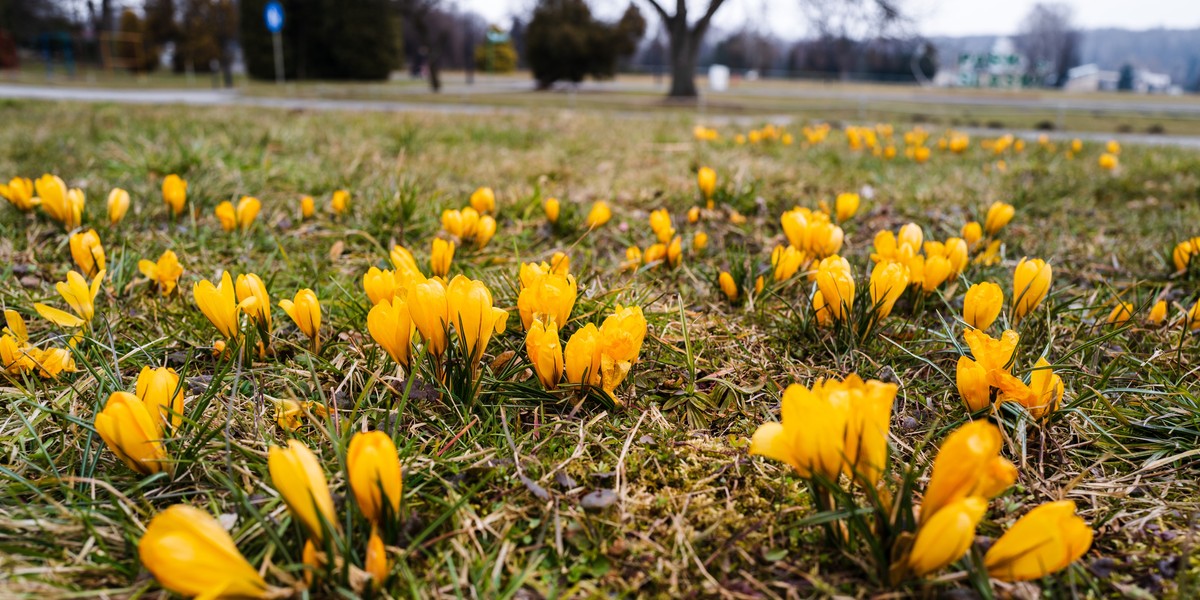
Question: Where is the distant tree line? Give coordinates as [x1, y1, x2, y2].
[0, 0, 936, 91]
[20, 0, 1195, 98]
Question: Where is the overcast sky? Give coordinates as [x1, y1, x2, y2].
[459, 0, 1200, 39]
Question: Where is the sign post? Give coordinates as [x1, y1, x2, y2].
[264, 1, 285, 85]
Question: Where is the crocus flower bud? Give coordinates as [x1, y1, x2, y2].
[194, 272, 240, 339]
[697, 166, 716, 200]
[1012, 257, 1052, 322]
[984, 201, 1014, 235]
[347, 431, 403, 525]
[920, 421, 1016, 524]
[584, 201, 611, 228]
[139, 505, 273, 599]
[984, 500, 1093, 582]
[905, 497, 987, 577]
[268, 440, 337, 541]
[136, 366, 184, 430]
[95, 391, 171, 475]
[963, 282, 1003, 330]
[525, 319, 564, 389]
[162, 174, 187, 216]
[430, 238, 455, 277]
[470, 186, 496, 214]
[279, 288, 321, 351]
[69, 229, 106, 278]
[107, 188, 130, 224]
[563, 323, 602, 388]
[368, 297, 415, 369]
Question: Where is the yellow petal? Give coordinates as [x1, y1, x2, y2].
[34, 303, 85, 328]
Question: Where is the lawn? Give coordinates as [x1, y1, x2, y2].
[0, 100, 1198, 598]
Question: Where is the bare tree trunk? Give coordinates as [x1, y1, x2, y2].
[401, 2, 443, 93]
[667, 25, 698, 97]
[644, 0, 726, 100]
[101, 0, 113, 33]
[428, 49, 442, 92]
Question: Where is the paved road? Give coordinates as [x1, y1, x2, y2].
[3, 84, 1199, 149]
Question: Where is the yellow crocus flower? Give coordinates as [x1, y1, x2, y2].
[194, 272, 241, 339]
[869, 261, 908, 320]
[447, 275, 508, 364]
[525, 319, 563, 389]
[904, 497, 987, 578]
[984, 500, 1093, 582]
[984, 201, 1015, 235]
[367, 297, 415, 369]
[363, 267, 405, 305]
[835, 192, 859, 222]
[920, 421, 1016, 524]
[136, 366, 185, 430]
[235, 273, 272, 332]
[696, 166, 716, 200]
[476, 215, 497, 249]
[430, 238, 455, 277]
[366, 527, 389, 586]
[718, 271, 738, 302]
[1172, 237, 1200, 273]
[1148, 299, 1168, 326]
[956, 355, 991, 412]
[469, 186, 495, 214]
[815, 255, 854, 323]
[95, 391, 171, 475]
[1, 176, 37, 211]
[1012, 258, 1052, 322]
[961, 221, 983, 248]
[35, 269, 105, 329]
[963, 282, 1003, 330]
[106, 188, 130, 224]
[138, 250, 184, 296]
[69, 229, 106, 277]
[268, 440, 337, 541]
[597, 305, 646, 401]
[992, 357, 1064, 420]
[751, 375, 895, 486]
[162, 174, 187, 216]
[408, 277, 449, 358]
[564, 323, 602, 389]
[218, 196, 260, 232]
[215, 201, 237, 231]
[347, 431, 403, 525]
[139, 504, 273, 599]
[964, 328, 1019, 373]
[330, 189, 350, 215]
[390, 244, 423, 280]
[584, 201, 611, 228]
[37, 174, 83, 229]
[1106, 301, 1133, 325]
[517, 270, 576, 330]
[279, 288, 321, 351]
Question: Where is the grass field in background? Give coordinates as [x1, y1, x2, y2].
[8, 64, 1200, 136]
[0, 100, 1198, 598]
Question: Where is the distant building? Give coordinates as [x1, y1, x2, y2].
[1134, 69, 1171, 93]
[937, 37, 1029, 88]
[1063, 64, 1119, 91]
[1065, 63, 1172, 93]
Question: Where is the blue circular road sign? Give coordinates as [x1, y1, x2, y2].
[264, 1, 284, 33]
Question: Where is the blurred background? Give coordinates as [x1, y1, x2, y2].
[2, 1, 1199, 134]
